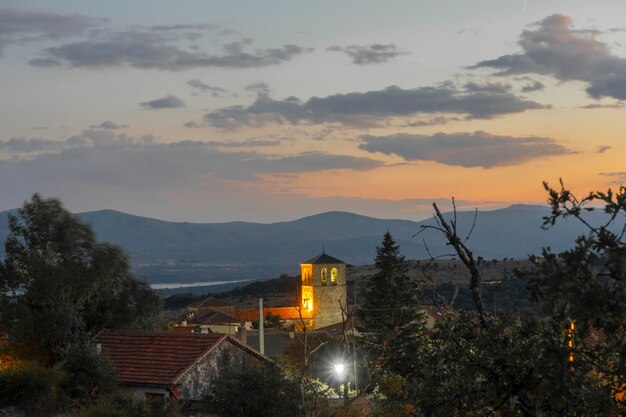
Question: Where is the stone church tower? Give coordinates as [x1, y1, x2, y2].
[300, 252, 347, 329]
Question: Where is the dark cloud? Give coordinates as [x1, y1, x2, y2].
[327, 43, 407, 65]
[404, 116, 460, 127]
[521, 81, 545, 92]
[90, 121, 128, 130]
[184, 121, 201, 129]
[0, 8, 104, 53]
[187, 79, 228, 97]
[141, 94, 186, 109]
[596, 145, 611, 153]
[0, 130, 383, 188]
[0, 137, 63, 153]
[472, 14, 626, 100]
[203, 83, 548, 129]
[599, 172, 626, 184]
[579, 102, 623, 109]
[148, 24, 218, 32]
[358, 131, 574, 168]
[29, 26, 312, 70]
[245, 82, 271, 96]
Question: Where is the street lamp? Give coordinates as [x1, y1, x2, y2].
[333, 363, 345, 380]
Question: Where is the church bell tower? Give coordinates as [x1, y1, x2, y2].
[300, 252, 347, 329]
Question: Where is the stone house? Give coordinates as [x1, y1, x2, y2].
[96, 329, 267, 402]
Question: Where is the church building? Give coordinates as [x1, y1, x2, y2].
[218, 252, 348, 331]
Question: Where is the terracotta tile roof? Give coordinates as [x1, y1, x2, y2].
[97, 330, 226, 387]
[184, 310, 240, 325]
[583, 327, 606, 346]
[234, 306, 312, 321]
[422, 306, 447, 323]
[188, 297, 232, 309]
[170, 326, 196, 334]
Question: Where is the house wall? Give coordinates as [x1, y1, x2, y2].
[127, 386, 171, 401]
[176, 339, 262, 401]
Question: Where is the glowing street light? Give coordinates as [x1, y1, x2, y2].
[334, 362, 346, 380]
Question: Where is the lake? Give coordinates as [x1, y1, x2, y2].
[150, 279, 251, 289]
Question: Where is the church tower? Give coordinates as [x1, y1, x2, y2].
[300, 252, 347, 329]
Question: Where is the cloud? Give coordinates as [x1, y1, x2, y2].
[358, 131, 574, 168]
[404, 116, 460, 127]
[90, 121, 128, 130]
[0, 130, 383, 187]
[0, 137, 63, 153]
[184, 121, 201, 129]
[579, 102, 623, 109]
[203, 83, 548, 129]
[29, 25, 312, 70]
[141, 94, 185, 109]
[327, 43, 408, 65]
[596, 145, 611, 153]
[0, 8, 104, 53]
[472, 14, 626, 100]
[187, 79, 227, 97]
[521, 80, 545, 92]
[245, 82, 270, 96]
[599, 172, 626, 184]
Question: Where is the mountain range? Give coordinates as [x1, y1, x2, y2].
[0, 204, 619, 284]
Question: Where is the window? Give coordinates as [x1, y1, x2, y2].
[331, 268, 338, 284]
[321, 268, 328, 285]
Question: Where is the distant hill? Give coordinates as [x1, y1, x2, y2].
[0, 204, 621, 284]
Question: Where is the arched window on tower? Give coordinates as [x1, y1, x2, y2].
[331, 268, 338, 285]
[321, 268, 328, 285]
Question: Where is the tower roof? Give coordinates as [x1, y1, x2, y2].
[303, 252, 345, 265]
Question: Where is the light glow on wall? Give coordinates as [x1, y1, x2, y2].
[301, 285, 313, 312]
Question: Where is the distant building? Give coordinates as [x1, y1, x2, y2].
[232, 252, 348, 330]
[96, 329, 267, 403]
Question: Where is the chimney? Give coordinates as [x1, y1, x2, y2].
[239, 322, 247, 345]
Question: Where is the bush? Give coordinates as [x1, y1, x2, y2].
[205, 363, 300, 417]
[0, 362, 62, 413]
[56, 342, 118, 408]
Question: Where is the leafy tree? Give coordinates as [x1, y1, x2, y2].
[357, 232, 425, 385]
[405, 186, 625, 416]
[204, 363, 300, 417]
[56, 342, 118, 408]
[0, 194, 162, 365]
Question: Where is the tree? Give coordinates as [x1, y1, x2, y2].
[357, 232, 425, 385]
[0, 194, 162, 365]
[405, 187, 625, 416]
[204, 363, 300, 417]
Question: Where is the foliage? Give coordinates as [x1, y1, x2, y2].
[216, 273, 299, 298]
[162, 292, 209, 310]
[56, 342, 118, 408]
[0, 362, 62, 413]
[357, 232, 425, 382]
[204, 363, 300, 417]
[432, 276, 538, 314]
[0, 194, 162, 365]
[399, 185, 626, 416]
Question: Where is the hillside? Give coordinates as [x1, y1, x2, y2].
[0, 204, 620, 284]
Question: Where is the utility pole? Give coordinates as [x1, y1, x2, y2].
[259, 297, 265, 355]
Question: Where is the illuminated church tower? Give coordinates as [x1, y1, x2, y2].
[300, 252, 347, 329]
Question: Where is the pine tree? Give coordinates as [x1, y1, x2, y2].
[357, 231, 425, 380]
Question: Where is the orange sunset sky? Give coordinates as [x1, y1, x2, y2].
[0, 0, 625, 222]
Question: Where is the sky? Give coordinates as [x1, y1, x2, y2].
[0, 0, 625, 222]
